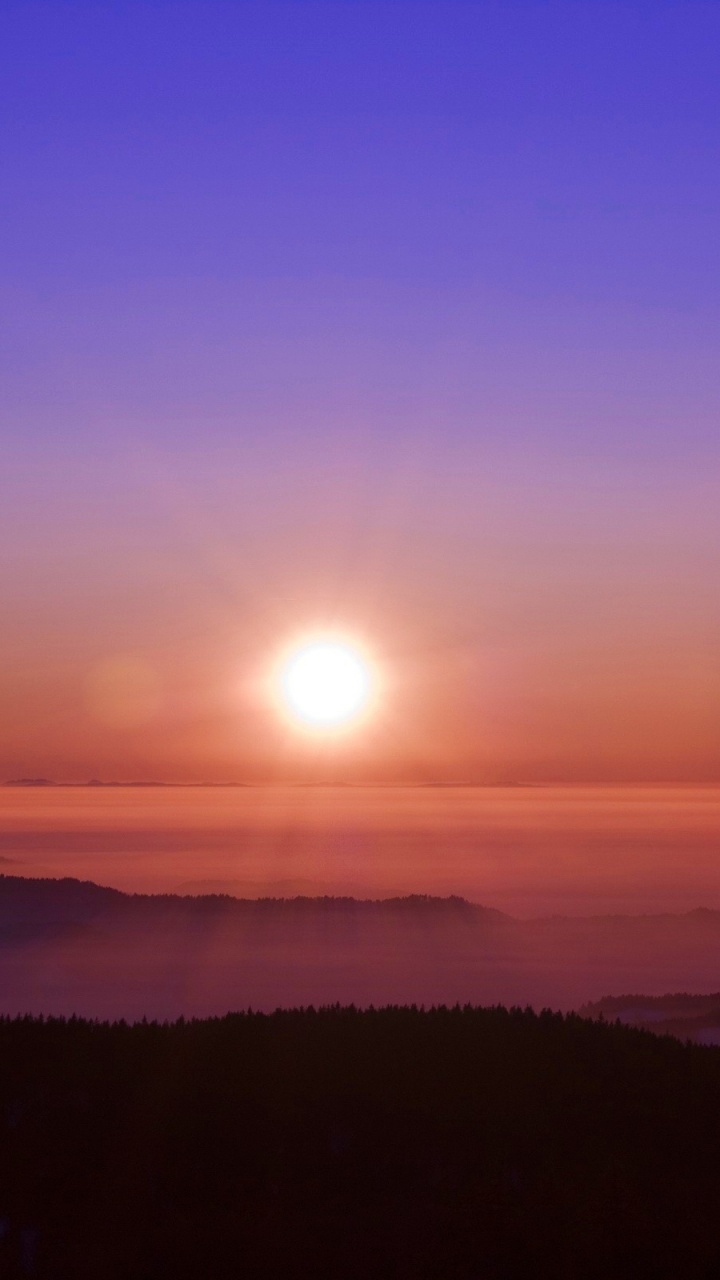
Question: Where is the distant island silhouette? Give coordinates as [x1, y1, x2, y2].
[3, 777, 533, 788]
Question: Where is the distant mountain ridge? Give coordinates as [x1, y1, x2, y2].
[5, 875, 717, 926]
[1, 874, 720, 1022]
[0, 874, 504, 917]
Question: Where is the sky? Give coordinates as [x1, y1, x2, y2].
[1, 0, 719, 782]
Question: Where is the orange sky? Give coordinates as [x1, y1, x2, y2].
[2, 785, 720, 918]
[2, 436, 718, 783]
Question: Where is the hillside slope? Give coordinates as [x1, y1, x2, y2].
[1, 1005, 720, 1278]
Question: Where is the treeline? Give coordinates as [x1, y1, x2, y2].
[0, 874, 493, 914]
[1, 1005, 719, 1277]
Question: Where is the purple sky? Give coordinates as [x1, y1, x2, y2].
[1, 1, 719, 781]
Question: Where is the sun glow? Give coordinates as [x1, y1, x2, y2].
[280, 640, 373, 728]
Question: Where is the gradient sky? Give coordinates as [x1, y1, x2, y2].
[1, 0, 719, 781]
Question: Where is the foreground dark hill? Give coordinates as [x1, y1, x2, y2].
[1, 1006, 720, 1278]
[3, 874, 720, 1016]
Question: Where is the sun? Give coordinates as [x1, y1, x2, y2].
[280, 640, 372, 728]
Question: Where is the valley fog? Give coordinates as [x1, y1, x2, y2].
[1, 784, 718, 917]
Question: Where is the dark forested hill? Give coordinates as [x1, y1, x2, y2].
[0, 1005, 719, 1279]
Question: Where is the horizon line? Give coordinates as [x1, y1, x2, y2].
[3, 778, 719, 789]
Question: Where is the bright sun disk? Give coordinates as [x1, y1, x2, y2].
[281, 641, 371, 727]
